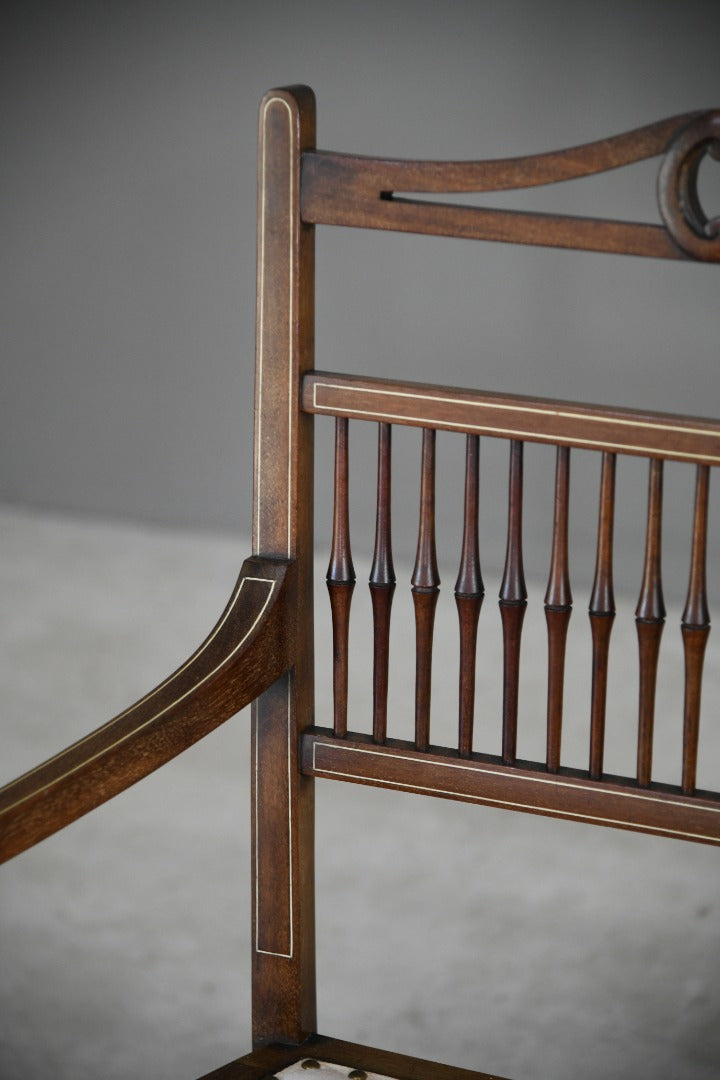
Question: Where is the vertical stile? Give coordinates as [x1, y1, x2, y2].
[544, 446, 572, 773]
[326, 417, 355, 737]
[635, 458, 666, 787]
[369, 423, 396, 744]
[455, 435, 484, 757]
[499, 440, 527, 766]
[588, 452, 616, 779]
[681, 465, 711, 794]
[412, 428, 440, 751]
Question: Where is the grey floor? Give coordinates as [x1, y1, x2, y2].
[2, 505, 720, 1080]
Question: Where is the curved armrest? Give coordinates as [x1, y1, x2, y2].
[0, 555, 295, 863]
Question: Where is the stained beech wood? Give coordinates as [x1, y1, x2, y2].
[455, 435, 484, 757]
[11, 85, 720, 1078]
[682, 465, 711, 794]
[303, 371, 720, 466]
[545, 447, 572, 773]
[636, 459, 666, 787]
[300, 112, 720, 260]
[370, 423, 395, 744]
[589, 452, 616, 780]
[0, 557, 295, 864]
[327, 417, 356, 737]
[303, 730, 720, 848]
[201, 1034, 509, 1080]
[304, 114, 701, 194]
[657, 112, 720, 261]
[412, 428, 440, 751]
[251, 86, 317, 1048]
[499, 441, 527, 765]
[327, 418, 355, 584]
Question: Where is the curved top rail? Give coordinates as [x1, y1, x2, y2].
[0, 555, 296, 863]
[306, 112, 704, 194]
[302, 110, 720, 261]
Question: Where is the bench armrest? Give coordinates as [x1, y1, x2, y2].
[0, 555, 295, 862]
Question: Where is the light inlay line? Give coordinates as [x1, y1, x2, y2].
[254, 676, 294, 959]
[255, 95, 295, 556]
[310, 743, 720, 816]
[2, 578, 277, 814]
[310, 382, 720, 464]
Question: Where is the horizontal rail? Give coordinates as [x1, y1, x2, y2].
[301, 111, 720, 261]
[205, 1033, 507, 1080]
[303, 114, 699, 195]
[301, 729, 720, 846]
[303, 372, 720, 465]
[303, 183, 683, 259]
[0, 556, 296, 863]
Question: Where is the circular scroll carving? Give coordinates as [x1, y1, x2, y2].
[658, 111, 720, 261]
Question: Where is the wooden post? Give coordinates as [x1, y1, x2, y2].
[251, 86, 317, 1047]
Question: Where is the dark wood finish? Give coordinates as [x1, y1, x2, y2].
[327, 417, 356, 737]
[303, 730, 720, 848]
[370, 422, 396, 744]
[327, 418, 355, 584]
[301, 111, 720, 261]
[657, 112, 720, 261]
[303, 371, 720, 466]
[0, 556, 295, 864]
[544, 446, 572, 773]
[412, 428, 441, 751]
[635, 460, 666, 787]
[251, 85, 317, 1048]
[499, 441, 527, 765]
[681, 465, 711, 794]
[456, 435, 484, 757]
[588, 452, 616, 780]
[201, 1034, 509, 1080]
[8, 86, 720, 1079]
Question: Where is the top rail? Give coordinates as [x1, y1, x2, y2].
[301, 110, 720, 261]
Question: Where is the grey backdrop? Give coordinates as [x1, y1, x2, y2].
[2, 4, 720, 1079]
[2, 0, 719, 600]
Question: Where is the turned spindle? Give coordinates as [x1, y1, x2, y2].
[544, 446, 572, 773]
[588, 452, 616, 779]
[499, 440, 527, 766]
[412, 428, 440, 752]
[455, 435, 484, 758]
[681, 465, 711, 794]
[635, 458, 665, 787]
[327, 417, 355, 737]
[370, 423, 396, 744]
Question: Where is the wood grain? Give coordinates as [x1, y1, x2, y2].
[0, 557, 295, 864]
[370, 423, 396, 744]
[412, 428, 440, 751]
[303, 371, 720, 466]
[544, 446, 572, 773]
[681, 465, 711, 794]
[251, 85, 317, 1048]
[303, 730, 720, 848]
[499, 441, 527, 765]
[201, 1033, 509, 1080]
[327, 417, 356, 737]
[635, 459, 666, 788]
[455, 435, 484, 757]
[302, 111, 720, 261]
[588, 452, 616, 780]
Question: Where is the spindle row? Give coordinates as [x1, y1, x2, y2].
[325, 418, 712, 793]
